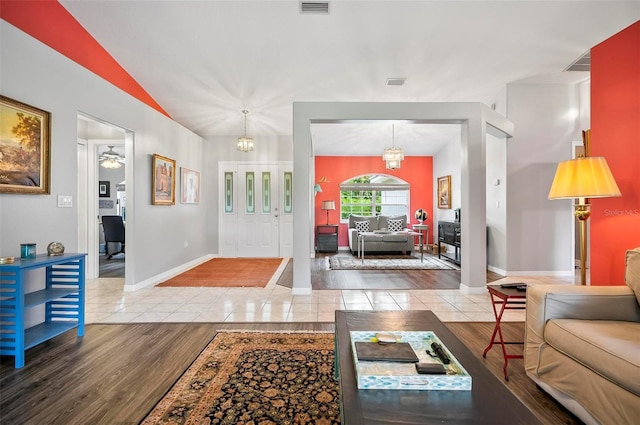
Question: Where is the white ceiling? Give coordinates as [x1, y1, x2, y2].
[61, 1, 639, 155]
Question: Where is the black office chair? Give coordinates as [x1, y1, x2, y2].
[102, 215, 125, 259]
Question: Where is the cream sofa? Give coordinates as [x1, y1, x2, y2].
[525, 248, 640, 425]
[347, 214, 414, 255]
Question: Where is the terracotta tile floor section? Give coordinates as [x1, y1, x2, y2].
[86, 266, 579, 324]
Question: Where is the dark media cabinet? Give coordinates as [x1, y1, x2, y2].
[438, 220, 461, 265]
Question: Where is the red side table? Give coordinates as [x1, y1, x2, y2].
[482, 284, 527, 380]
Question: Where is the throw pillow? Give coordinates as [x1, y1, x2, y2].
[387, 219, 404, 232]
[625, 248, 640, 305]
[354, 220, 369, 232]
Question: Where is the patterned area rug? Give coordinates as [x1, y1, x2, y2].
[141, 331, 339, 425]
[328, 254, 455, 270]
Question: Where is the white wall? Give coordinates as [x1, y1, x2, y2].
[203, 135, 293, 254]
[0, 22, 208, 286]
[486, 133, 507, 271]
[505, 82, 583, 274]
[433, 132, 461, 236]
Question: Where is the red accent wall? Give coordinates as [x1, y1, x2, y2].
[315, 156, 434, 247]
[590, 21, 640, 285]
[1, 0, 170, 118]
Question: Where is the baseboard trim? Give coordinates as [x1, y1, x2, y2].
[291, 287, 313, 296]
[487, 264, 506, 275]
[459, 284, 488, 295]
[506, 270, 574, 277]
[124, 254, 217, 292]
[487, 264, 574, 277]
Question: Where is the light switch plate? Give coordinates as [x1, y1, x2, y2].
[58, 195, 73, 208]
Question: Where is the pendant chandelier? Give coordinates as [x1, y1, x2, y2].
[237, 109, 254, 152]
[382, 124, 404, 169]
[99, 146, 124, 169]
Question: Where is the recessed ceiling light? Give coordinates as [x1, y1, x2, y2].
[386, 78, 406, 87]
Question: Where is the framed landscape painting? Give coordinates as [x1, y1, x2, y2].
[152, 154, 176, 205]
[0, 95, 51, 194]
[437, 175, 451, 209]
[181, 167, 200, 204]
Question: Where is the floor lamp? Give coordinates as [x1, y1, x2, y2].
[548, 157, 621, 285]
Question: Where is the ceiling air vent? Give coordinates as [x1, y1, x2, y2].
[564, 50, 590, 72]
[300, 1, 330, 14]
[386, 78, 406, 87]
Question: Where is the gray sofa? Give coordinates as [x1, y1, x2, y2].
[525, 248, 640, 425]
[347, 214, 414, 255]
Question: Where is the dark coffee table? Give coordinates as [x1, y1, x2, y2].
[335, 310, 542, 424]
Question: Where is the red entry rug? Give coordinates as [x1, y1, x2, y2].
[157, 258, 285, 288]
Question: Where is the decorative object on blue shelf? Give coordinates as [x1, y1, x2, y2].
[20, 243, 36, 259]
[415, 209, 428, 223]
[47, 241, 65, 256]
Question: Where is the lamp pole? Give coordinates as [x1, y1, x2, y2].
[574, 198, 591, 285]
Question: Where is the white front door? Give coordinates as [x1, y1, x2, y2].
[219, 162, 293, 258]
[237, 164, 279, 257]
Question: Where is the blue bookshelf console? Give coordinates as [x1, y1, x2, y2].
[0, 253, 86, 368]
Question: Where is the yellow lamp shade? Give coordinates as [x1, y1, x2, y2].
[548, 157, 621, 199]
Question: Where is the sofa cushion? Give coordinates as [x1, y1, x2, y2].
[360, 234, 383, 242]
[354, 220, 369, 232]
[544, 319, 640, 396]
[379, 215, 407, 230]
[381, 233, 410, 242]
[349, 215, 379, 231]
[387, 219, 404, 232]
[625, 247, 640, 306]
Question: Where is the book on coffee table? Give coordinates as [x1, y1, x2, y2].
[354, 341, 419, 363]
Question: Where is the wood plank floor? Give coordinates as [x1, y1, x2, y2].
[445, 322, 583, 425]
[99, 254, 125, 278]
[0, 322, 582, 425]
[0, 323, 334, 425]
[308, 253, 502, 290]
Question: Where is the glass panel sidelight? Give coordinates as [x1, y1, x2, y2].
[224, 172, 233, 213]
[246, 172, 255, 213]
[284, 172, 292, 213]
[262, 172, 271, 213]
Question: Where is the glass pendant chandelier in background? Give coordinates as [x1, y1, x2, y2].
[99, 146, 124, 169]
[237, 109, 254, 152]
[382, 123, 404, 169]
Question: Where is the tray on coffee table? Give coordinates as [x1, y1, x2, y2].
[350, 331, 472, 390]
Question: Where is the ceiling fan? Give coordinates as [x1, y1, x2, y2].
[99, 146, 125, 169]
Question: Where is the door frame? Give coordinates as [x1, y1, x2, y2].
[77, 113, 131, 280]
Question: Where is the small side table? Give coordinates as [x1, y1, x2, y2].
[316, 224, 338, 253]
[412, 224, 429, 252]
[482, 284, 527, 380]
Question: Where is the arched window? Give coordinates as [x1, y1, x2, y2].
[339, 174, 409, 221]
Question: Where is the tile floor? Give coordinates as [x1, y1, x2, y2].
[86, 273, 577, 324]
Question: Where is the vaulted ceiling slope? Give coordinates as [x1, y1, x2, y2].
[55, 1, 638, 138]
